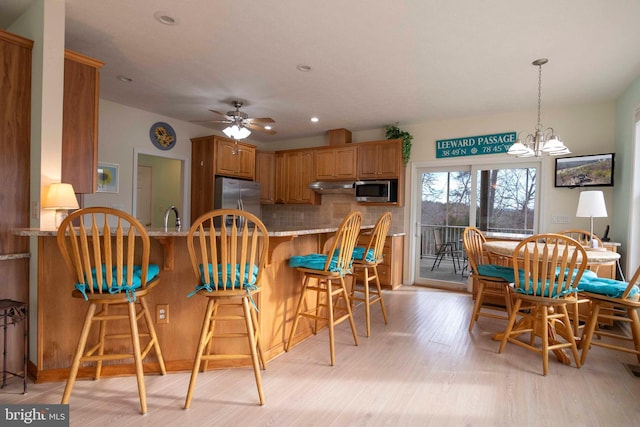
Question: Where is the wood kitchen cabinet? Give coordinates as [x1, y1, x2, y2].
[191, 135, 257, 221]
[255, 150, 275, 204]
[215, 138, 256, 180]
[274, 153, 286, 204]
[357, 139, 403, 179]
[0, 31, 32, 342]
[357, 233, 404, 289]
[62, 50, 104, 194]
[277, 149, 319, 205]
[314, 145, 357, 180]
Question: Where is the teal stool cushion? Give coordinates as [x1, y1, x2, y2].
[75, 264, 160, 302]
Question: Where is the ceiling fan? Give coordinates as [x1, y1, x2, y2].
[192, 101, 276, 136]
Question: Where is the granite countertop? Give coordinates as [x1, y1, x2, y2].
[13, 225, 405, 238]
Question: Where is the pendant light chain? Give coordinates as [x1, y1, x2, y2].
[536, 63, 542, 131]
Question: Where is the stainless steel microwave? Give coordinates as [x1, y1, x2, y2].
[354, 180, 398, 203]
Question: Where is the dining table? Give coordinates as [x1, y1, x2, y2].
[482, 239, 621, 365]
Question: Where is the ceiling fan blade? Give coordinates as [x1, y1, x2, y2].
[190, 119, 233, 124]
[246, 117, 275, 124]
[246, 122, 277, 135]
[208, 109, 232, 119]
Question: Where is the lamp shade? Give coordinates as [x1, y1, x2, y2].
[576, 191, 607, 218]
[43, 183, 79, 210]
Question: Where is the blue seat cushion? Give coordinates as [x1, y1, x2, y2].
[477, 264, 516, 282]
[198, 263, 259, 288]
[75, 264, 160, 302]
[352, 246, 378, 262]
[576, 269, 639, 298]
[289, 254, 349, 274]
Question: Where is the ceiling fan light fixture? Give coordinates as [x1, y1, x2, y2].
[223, 124, 251, 140]
[310, 117, 319, 123]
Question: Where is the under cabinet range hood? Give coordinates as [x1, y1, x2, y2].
[308, 181, 355, 194]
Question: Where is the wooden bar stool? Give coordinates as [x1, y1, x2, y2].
[286, 211, 362, 366]
[184, 209, 269, 408]
[350, 212, 391, 337]
[57, 207, 166, 414]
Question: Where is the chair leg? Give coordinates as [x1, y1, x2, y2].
[62, 303, 97, 404]
[339, 277, 358, 348]
[372, 266, 388, 325]
[499, 299, 521, 353]
[327, 280, 336, 366]
[363, 268, 372, 337]
[95, 303, 107, 380]
[629, 308, 640, 363]
[184, 298, 216, 410]
[286, 276, 311, 352]
[560, 305, 581, 369]
[242, 297, 264, 405]
[250, 304, 266, 370]
[201, 302, 219, 372]
[580, 302, 602, 365]
[469, 280, 485, 331]
[541, 306, 549, 376]
[140, 298, 166, 375]
[127, 302, 147, 414]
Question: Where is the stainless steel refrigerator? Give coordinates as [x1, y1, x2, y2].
[214, 176, 261, 220]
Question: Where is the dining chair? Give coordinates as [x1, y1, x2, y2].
[56, 207, 166, 414]
[580, 265, 640, 365]
[462, 226, 513, 331]
[498, 233, 587, 376]
[286, 211, 362, 366]
[557, 229, 614, 338]
[184, 209, 269, 408]
[350, 212, 391, 337]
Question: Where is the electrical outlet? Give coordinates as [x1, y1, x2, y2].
[156, 304, 169, 324]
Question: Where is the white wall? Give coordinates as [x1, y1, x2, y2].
[83, 99, 214, 225]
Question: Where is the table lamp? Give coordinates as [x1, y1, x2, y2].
[43, 183, 79, 228]
[575, 190, 608, 248]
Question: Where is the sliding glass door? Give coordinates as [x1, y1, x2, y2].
[415, 162, 539, 289]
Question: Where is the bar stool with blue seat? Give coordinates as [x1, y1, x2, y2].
[349, 212, 391, 337]
[184, 209, 269, 408]
[286, 211, 362, 366]
[57, 207, 166, 414]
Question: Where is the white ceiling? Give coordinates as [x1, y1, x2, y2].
[3, 0, 640, 142]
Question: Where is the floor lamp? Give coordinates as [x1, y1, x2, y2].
[575, 190, 608, 248]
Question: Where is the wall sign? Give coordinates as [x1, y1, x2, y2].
[436, 131, 516, 158]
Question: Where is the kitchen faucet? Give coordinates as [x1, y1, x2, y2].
[164, 205, 181, 231]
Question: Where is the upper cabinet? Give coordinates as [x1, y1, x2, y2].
[314, 145, 357, 181]
[255, 150, 275, 204]
[215, 138, 256, 180]
[278, 149, 320, 205]
[190, 135, 257, 221]
[62, 50, 104, 194]
[357, 139, 403, 179]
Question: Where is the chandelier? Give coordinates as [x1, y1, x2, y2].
[507, 58, 570, 157]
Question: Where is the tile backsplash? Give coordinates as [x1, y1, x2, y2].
[261, 194, 404, 233]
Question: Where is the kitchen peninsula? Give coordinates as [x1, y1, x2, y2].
[16, 224, 403, 383]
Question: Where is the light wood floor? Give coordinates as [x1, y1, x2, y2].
[2, 286, 639, 426]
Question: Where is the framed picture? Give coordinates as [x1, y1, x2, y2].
[97, 162, 119, 193]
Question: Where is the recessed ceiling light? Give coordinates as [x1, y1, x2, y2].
[154, 11, 177, 25]
[310, 117, 319, 123]
[297, 64, 312, 72]
[117, 75, 133, 83]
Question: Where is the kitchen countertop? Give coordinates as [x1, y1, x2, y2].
[13, 226, 406, 238]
